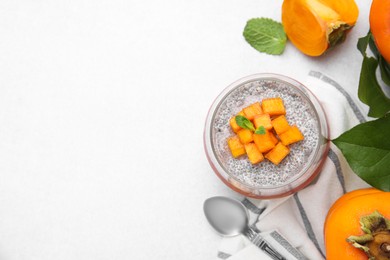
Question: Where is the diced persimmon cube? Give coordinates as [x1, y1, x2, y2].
[243, 102, 263, 120]
[279, 125, 304, 146]
[269, 131, 279, 145]
[253, 130, 276, 153]
[271, 115, 290, 135]
[237, 128, 253, 144]
[261, 97, 286, 116]
[230, 117, 241, 133]
[227, 136, 246, 158]
[229, 111, 245, 133]
[265, 142, 290, 165]
[253, 114, 273, 130]
[244, 143, 264, 164]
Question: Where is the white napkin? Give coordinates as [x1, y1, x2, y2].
[216, 71, 371, 260]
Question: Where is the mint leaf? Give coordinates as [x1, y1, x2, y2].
[235, 115, 255, 131]
[332, 116, 390, 191]
[254, 126, 266, 135]
[243, 18, 287, 55]
[358, 56, 390, 118]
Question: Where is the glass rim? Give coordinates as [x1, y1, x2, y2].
[203, 73, 330, 198]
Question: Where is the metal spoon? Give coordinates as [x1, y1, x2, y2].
[204, 196, 286, 260]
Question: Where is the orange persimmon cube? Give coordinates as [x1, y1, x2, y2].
[230, 117, 241, 133]
[237, 128, 253, 144]
[244, 143, 264, 164]
[261, 97, 286, 116]
[243, 102, 263, 120]
[253, 114, 273, 130]
[279, 125, 304, 146]
[229, 111, 245, 133]
[269, 131, 279, 145]
[265, 142, 290, 165]
[227, 136, 246, 158]
[253, 130, 276, 153]
[271, 115, 290, 135]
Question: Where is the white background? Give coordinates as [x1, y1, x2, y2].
[0, 0, 370, 259]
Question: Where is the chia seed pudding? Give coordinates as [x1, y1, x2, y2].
[211, 78, 320, 188]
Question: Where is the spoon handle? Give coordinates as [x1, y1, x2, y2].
[256, 239, 286, 260]
[246, 228, 286, 260]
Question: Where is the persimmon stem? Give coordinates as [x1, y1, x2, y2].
[380, 242, 390, 253]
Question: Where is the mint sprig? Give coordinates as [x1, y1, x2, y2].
[235, 115, 255, 131]
[254, 126, 266, 135]
[243, 18, 287, 55]
[235, 115, 266, 135]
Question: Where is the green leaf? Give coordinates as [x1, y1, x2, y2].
[243, 18, 287, 55]
[379, 55, 390, 86]
[357, 32, 371, 57]
[254, 126, 266, 135]
[358, 56, 390, 118]
[332, 116, 390, 191]
[368, 34, 379, 59]
[235, 115, 255, 131]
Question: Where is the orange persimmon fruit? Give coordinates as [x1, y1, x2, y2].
[237, 128, 254, 144]
[261, 97, 286, 116]
[253, 130, 276, 153]
[243, 102, 263, 121]
[271, 115, 290, 135]
[253, 114, 273, 130]
[229, 111, 245, 133]
[282, 0, 359, 56]
[324, 188, 390, 260]
[227, 136, 246, 158]
[370, 0, 390, 63]
[226, 99, 304, 165]
[244, 143, 264, 164]
[279, 125, 304, 146]
[265, 142, 290, 165]
[269, 131, 279, 145]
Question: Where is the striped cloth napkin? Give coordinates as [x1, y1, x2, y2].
[216, 71, 371, 260]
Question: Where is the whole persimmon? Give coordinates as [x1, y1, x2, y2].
[370, 0, 390, 63]
[324, 188, 390, 260]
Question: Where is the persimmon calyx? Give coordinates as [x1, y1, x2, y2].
[347, 211, 390, 260]
[328, 23, 351, 49]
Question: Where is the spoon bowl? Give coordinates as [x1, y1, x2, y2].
[203, 196, 309, 260]
[203, 196, 248, 236]
[203, 196, 286, 260]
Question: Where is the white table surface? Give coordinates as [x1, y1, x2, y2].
[0, 0, 371, 259]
